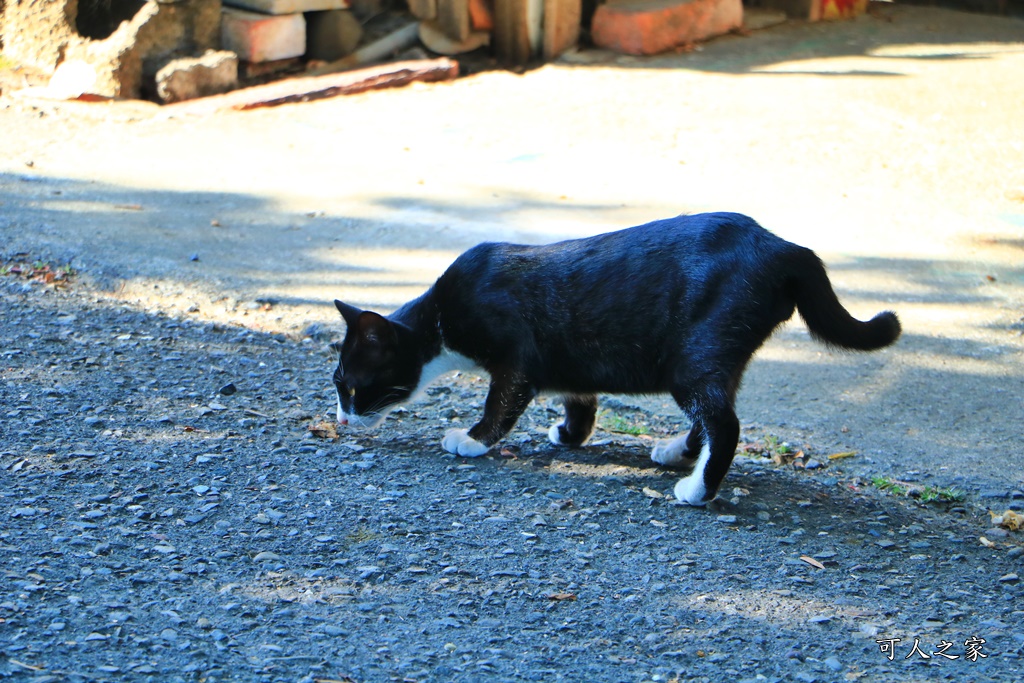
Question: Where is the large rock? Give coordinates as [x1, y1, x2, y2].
[156, 50, 239, 103]
[591, 0, 742, 56]
[1, 0, 221, 99]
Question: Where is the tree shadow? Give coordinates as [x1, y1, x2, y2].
[3, 173, 1021, 500]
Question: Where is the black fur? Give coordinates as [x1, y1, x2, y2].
[332, 212, 900, 504]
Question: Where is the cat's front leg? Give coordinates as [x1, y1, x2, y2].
[441, 429, 491, 457]
[441, 374, 535, 457]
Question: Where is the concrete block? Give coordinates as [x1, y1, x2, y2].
[591, 0, 742, 56]
[222, 8, 307, 63]
[543, 0, 580, 59]
[156, 51, 239, 103]
[306, 10, 363, 62]
[223, 0, 350, 14]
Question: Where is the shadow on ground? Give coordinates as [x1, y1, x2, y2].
[3, 174, 1022, 499]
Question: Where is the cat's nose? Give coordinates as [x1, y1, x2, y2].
[338, 417, 349, 426]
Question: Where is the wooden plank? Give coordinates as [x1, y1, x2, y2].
[493, 0, 531, 65]
[542, 0, 581, 59]
[223, 0, 349, 13]
[164, 58, 459, 115]
[437, 0, 471, 42]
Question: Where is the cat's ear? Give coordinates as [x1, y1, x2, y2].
[356, 311, 396, 348]
[334, 300, 362, 328]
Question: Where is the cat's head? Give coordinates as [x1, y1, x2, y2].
[332, 300, 420, 428]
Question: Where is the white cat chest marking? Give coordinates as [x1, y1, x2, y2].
[414, 347, 483, 399]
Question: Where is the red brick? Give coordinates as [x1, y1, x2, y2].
[221, 8, 306, 63]
[591, 0, 742, 56]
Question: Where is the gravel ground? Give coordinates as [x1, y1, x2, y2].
[2, 265, 1023, 683]
[2, 4, 1024, 681]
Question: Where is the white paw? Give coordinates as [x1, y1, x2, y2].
[548, 423, 565, 446]
[548, 421, 594, 447]
[651, 436, 692, 467]
[442, 429, 490, 457]
[674, 474, 709, 507]
[672, 442, 713, 506]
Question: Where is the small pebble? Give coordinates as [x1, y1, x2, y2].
[253, 551, 282, 562]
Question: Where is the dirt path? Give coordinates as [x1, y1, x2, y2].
[2, 4, 1024, 681]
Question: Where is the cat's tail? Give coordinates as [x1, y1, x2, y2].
[788, 248, 901, 351]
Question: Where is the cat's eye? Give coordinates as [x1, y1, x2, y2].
[348, 387, 356, 397]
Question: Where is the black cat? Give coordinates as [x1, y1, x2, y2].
[331, 212, 900, 505]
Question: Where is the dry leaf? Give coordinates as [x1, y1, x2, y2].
[980, 536, 996, 548]
[799, 555, 826, 570]
[642, 487, 664, 499]
[827, 451, 857, 461]
[991, 509, 1023, 532]
[547, 593, 577, 601]
[308, 421, 339, 440]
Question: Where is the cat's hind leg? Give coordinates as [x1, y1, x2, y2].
[548, 394, 598, 447]
[651, 426, 703, 469]
[443, 373, 536, 457]
[668, 388, 740, 506]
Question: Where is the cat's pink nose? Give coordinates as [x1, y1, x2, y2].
[338, 417, 348, 426]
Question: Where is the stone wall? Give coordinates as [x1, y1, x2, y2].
[1, 0, 221, 98]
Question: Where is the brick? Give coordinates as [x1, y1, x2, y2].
[221, 8, 306, 63]
[223, 0, 349, 14]
[591, 0, 742, 56]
